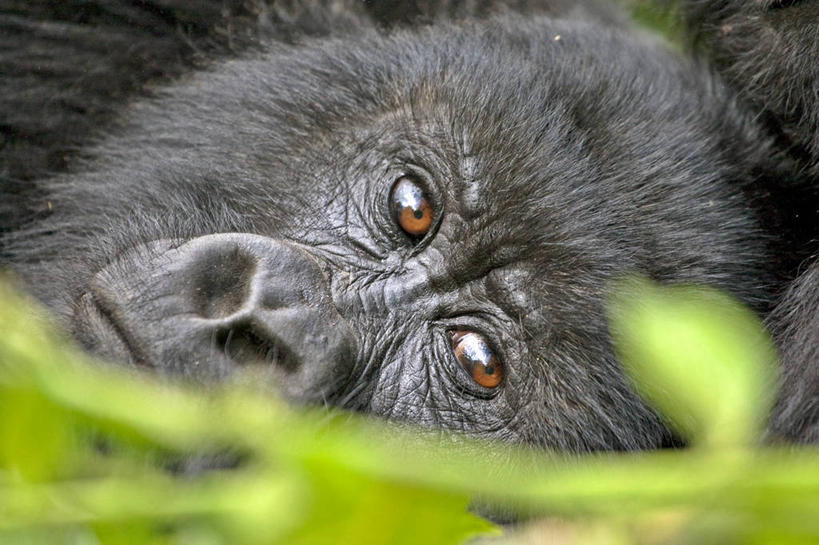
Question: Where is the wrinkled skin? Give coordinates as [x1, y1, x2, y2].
[1, 1, 817, 450]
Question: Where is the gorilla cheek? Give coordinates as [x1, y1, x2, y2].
[72, 234, 357, 401]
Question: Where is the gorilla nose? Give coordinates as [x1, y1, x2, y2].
[75, 234, 356, 400]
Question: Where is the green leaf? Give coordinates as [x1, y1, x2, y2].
[609, 277, 777, 447]
[4, 276, 819, 545]
[0, 388, 71, 482]
[283, 462, 494, 545]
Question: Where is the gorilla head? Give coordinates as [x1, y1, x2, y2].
[0, 8, 800, 451]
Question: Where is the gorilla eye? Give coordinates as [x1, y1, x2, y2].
[390, 176, 434, 237]
[449, 330, 503, 389]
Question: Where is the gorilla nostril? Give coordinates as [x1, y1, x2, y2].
[85, 235, 355, 396]
[215, 323, 299, 371]
[192, 248, 256, 319]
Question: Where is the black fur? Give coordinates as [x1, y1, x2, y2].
[1, 1, 817, 449]
[680, 0, 819, 444]
[683, 0, 819, 177]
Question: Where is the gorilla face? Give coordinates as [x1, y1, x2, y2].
[4, 16, 783, 451]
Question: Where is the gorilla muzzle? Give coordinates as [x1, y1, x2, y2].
[73, 234, 357, 399]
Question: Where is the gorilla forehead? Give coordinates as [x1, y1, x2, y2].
[76, 15, 756, 270]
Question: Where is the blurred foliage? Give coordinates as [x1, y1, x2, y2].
[610, 278, 777, 448]
[625, 0, 686, 47]
[1, 273, 819, 545]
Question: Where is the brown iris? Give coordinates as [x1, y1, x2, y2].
[390, 176, 434, 237]
[449, 330, 503, 389]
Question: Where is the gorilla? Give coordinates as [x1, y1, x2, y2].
[1, 0, 817, 451]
